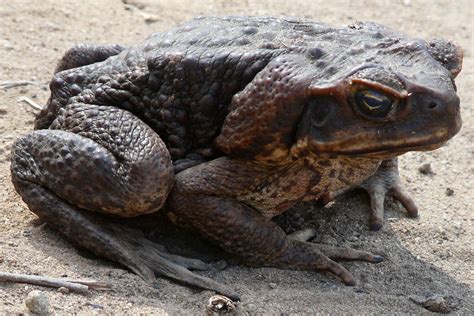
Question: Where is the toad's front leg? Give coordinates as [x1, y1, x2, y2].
[321, 158, 418, 230]
[168, 158, 383, 285]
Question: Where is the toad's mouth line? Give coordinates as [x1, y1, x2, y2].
[307, 118, 462, 158]
[322, 139, 447, 157]
[355, 141, 448, 157]
[309, 136, 452, 158]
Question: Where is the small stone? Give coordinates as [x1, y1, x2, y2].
[268, 282, 277, 289]
[361, 283, 374, 292]
[39, 21, 62, 31]
[445, 188, 454, 196]
[58, 287, 70, 294]
[206, 295, 236, 315]
[245, 303, 256, 312]
[0, 39, 14, 51]
[86, 303, 104, 309]
[348, 236, 359, 242]
[422, 297, 450, 313]
[123, 0, 147, 9]
[25, 290, 51, 315]
[409, 294, 451, 313]
[142, 13, 160, 24]
[418, 163, 435, 176]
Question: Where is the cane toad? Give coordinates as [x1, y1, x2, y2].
[10, 16, 462, 299]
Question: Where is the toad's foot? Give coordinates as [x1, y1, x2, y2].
[12, 181, 239, 300]
[169, 191, 383, 286]
[288, 227, 383, 262]
[321, 158, 418, 231]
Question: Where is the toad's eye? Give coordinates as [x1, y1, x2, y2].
[354, 89, 395, 118]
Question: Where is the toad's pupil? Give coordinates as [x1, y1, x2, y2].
[367, 94, 387, 108]
[355, 90, 393, 117]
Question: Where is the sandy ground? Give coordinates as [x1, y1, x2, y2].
[0, 0, 473, 314]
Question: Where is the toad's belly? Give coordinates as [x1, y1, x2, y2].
[237, 157, 381, 218]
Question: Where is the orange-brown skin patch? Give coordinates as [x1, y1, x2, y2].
[216, 55, 313, 162]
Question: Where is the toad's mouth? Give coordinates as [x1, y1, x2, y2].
[344, 139, 450, 158]
[306, 121, 462, 159]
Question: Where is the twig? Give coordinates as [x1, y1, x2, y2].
[0, 80, 38, 89]
[0, 271, 111, 293]
[60, 278, 111, 290]
[18, 96, 43, 111]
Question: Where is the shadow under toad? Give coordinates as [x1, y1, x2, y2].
[30, 190, 473, 314]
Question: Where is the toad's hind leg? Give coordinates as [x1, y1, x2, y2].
[10, 104, 238, 299]
[169, 190, 383, 286]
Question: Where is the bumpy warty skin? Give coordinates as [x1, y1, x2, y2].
[35, 16, 461, 163]
[10, 16, 463, 293]
[35, 17, 285, 161]
[13, 104, 174, 217]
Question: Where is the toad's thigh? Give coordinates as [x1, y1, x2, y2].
[11, 104, 174, 217]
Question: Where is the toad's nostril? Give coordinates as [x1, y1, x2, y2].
[428, 101, 438, 109]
